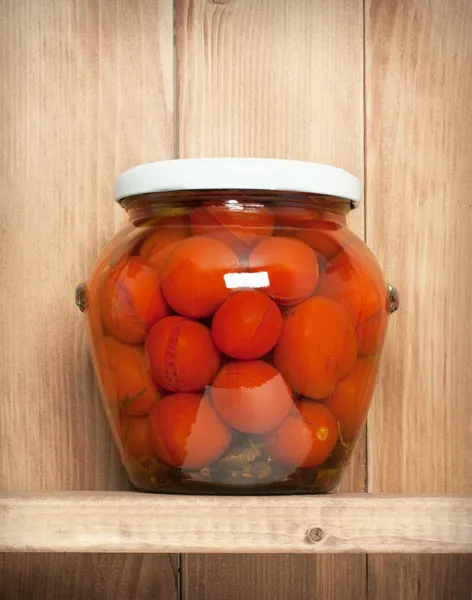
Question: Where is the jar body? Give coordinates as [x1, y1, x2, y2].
[84, 191, 388, 494]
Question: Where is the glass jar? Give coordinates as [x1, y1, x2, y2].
[77, 159, 398, 494]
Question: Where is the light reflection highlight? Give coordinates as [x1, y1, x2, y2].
[224, 271, 270, 289]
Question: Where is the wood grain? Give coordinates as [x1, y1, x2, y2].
[365, 0, 472, 597]
[367, 555, 472, 600]
[366, 0, 472, 495]
[176, 0, 365, 237]
[184, 554, 366, 600]
[0, 0, 175, 597]
[1, 493, 471, 554]
[0, 553, 177, 600]
[2, 0, 471, 598]
[0, 0, 174, 491]
[176, 0, 366, 593]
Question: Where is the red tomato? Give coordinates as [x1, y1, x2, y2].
[356, 307, 388, 356]
[211, 290, 282, 360]
[274, 297, 357, 399]
[296, 218, 345, 260]
[249, 237, 319, 306]
[211, 361, 294, 434]
[94, 336, 160, 417]
[119, 416, 155, 461]
[274, 206, 323, 240]
[316, 245, 386, 324]
[139, 216, 189, 273]
[146, 316, 221, 392]
[324, 357, 377, 441]
[190, 200, 274, 255]
[149, 393, 231, 469]
[100, 257, 169, 343]
[267, 400, 338, 468]
[161, 236, 240, 318]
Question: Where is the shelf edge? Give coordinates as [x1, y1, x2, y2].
[1, 492, 471, 554]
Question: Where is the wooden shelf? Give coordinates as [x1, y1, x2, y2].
[1, 492, 471, 554]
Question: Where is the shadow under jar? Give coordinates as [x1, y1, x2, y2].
[77, 158, 398, 495]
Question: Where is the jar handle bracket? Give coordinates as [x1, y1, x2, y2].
[75, 282, 87, 313]
[387, 283, 399, 315]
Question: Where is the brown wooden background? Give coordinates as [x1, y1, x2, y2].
[1, 0, 471, 598]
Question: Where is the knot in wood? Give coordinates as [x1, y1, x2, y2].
[306, 527, 325, 544]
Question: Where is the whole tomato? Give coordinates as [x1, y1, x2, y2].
[100, 257, 169, 343]
[274, 297, 357, 399]
[94, 336, 160, 417]
[266, 400, 338, 468]
[161, 236, 240, 318]
[146, 316, 221, 393]
[148, 393, 231, 469]
[211, 290, 282, 360]
[211, 361, 293, 434]
[249, 237, 319, 306]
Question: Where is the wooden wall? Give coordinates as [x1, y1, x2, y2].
[1, 1, 471, 598]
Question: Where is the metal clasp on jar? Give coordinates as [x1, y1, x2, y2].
[75, 282, 87, 313]
[387, 284, 399, 315]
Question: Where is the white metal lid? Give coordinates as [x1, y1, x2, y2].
[114, 158, 361, 206]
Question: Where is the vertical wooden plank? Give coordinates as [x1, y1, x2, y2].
[184, 554, 365, 600]
[177, 1, 366, 597]
[177, 0, 365, 234]
[0, 0, 174, 491]
[0, 0, 175, 596]
[367, 555, 472, 600]
[0, 554, 177, 600]
[365, 0, 472, 598]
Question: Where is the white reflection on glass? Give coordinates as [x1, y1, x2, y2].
[224, 271, 270, 290]
[224, 199, 244, 211]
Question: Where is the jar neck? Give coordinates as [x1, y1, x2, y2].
[122, 190, 351, 227]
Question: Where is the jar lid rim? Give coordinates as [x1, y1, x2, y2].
[114, 158, 361, 206]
